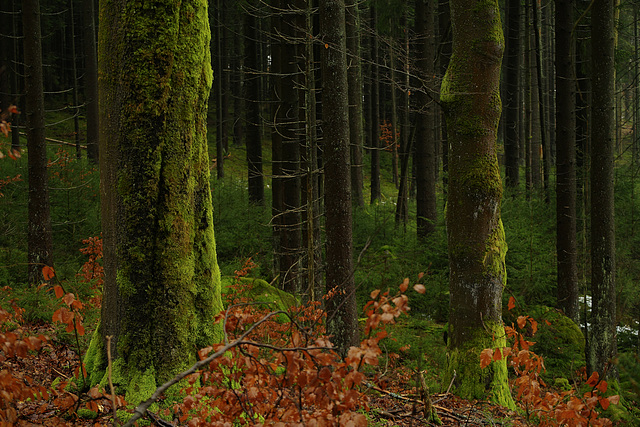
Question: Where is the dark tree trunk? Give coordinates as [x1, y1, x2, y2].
[89, 0, 224, 399]
[531, 0, 550, 199]
[395, 9, 411, 227]
[555, 0, 579, 323]
[244, 2, 264, 205]
[369, 6, 381, 203]
[300, 0, 323, 299]
[346, 0, 364, 207]
[320, 0, 358, 355]
[589, 0, 617, 379]
[271, 3, 284, 283]
[23, 0, 54, 284]
[441, 0, 514, 407]
[415, 0, 437, 239]
[214, 0, 224, 178]
[504, 0, 520, 189]
[83, 0, 99, 162]
[278, 1, 303, 294]
[438, 0, 451, 203]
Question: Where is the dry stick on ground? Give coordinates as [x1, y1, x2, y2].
[122, 310, 331, 427]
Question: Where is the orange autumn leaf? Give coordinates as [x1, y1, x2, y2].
[42, 265, 55, 281]
[480, 348, 493, 369]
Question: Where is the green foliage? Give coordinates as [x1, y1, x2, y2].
[384, 317, 447, 392]
[526, 306, 585, 381]
[501, 194, 557, 308]
[618, 352, 640, 420]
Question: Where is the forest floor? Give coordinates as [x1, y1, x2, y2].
[9, 322, 529, 427]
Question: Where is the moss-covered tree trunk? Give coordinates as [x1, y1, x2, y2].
[86, 0, 223, 404]
[440, 0, 515, 408]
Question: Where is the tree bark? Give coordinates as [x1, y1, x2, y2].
[83, 0, 99, 162]
[278, 1, 303, 294]
[320, 0, 358, 355]
[87, 0, 224, 401]
[441, 0, 514, 407]
[369, 6, 381, 204]
[346, 0, 364, 207]
[415, 0, 437, 239]
[504, 0, 520, 189]
[555, 0, 579, 323]
[589, 0, 617, 379]
[23, 0, 54, 284]
[244, 1, 264, 205]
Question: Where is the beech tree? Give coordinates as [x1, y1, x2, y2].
[85, 0, 224, 401]
[440, 0, 514, 407]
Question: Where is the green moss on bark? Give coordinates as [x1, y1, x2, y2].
[446, 321, 515, 409]
[94, 0, 223, 406]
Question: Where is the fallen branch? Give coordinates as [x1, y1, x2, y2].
[123, 310, 331, 427]
[18, 132, 87, 149]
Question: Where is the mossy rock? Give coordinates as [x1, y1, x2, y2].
[527, 306, 585, 380]
[222, 276, 298, 317]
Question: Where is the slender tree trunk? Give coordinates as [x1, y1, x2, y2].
[346, 0, 364, 207]
[271, 3, 284, 283]
[532, 0, 550, 199]
[555, 0, 579, 323]
[88, 0, 224, 399]
[524, 4, 532, 195]
[369, 6, 381, 203]
[83, 0, 99, 162]
[320, 0, 358, 355]
[396, 9, 411, 227]
[214, 0, 224, 178]
[589, 0, 617, 379]
[416, 0, 437, 239]
[244, 1, 264, 205]
[23, 0, 54, 284]
[300, 0, 323, 299]
[504, 0, 520, 189]
[68, 0, 82, 159]
[441, 0, 514, 407]
[438, 0, 451, 203]
[278, 2, 303, 294]
[11, 0, 22, 151]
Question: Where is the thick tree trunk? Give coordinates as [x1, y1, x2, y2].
[589, 0, 617, 379]
[320, 0, 358, 355]
[87, 0, 224, 401]
[23, 0, 54, 284]
[441, 0, 514, 407]
[555, 0, 579, 323]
